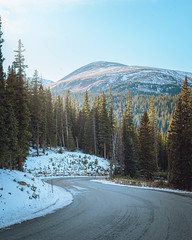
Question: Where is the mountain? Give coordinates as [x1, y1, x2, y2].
[46, 61, 192, 95]
[41, 78, 54, 85]
[29, 77, 54, 86]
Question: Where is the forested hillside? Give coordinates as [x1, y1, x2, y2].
[52, 92, 177, 134]
[0, 19, 192, 191]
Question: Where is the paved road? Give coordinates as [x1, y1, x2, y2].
[1, 177, 192, 240]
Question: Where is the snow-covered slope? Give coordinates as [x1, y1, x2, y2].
[0, 169, 72, 229]
[46, 61, 192, 95]
[25, 148, 110, 177]
[0, 148, 110, 229]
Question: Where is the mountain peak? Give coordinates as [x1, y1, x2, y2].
[47, 61, 192, 96]
[83, 61, 127, 69]
[59, 61, 127, 82]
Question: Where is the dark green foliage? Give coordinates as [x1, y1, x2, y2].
[0, 20, 18, 169]
[91, 96, 100, 155]
[122, 91, 138, 177]
[13, 40, 31, 171]
[4, 103, 18, 169]
[148, 97, 158, 168]
[79, 91, 94, 153]
[108, 88, 115, 160]
[64, 91, 75, 150]
[168, 77, 192, 190]
[46, 89, 56, 149]
[39, 84, 47, 153]
[98, 92, 110, 158]
[0, 17, 9, 167]
[138, 111, 156, 179]
[157, 133, 168, 171]
[55, 95, 65, 147]
[29, 70, 43, 155]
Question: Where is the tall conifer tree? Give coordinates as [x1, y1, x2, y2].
[64, 91, 75, 150]
[122, 91, 137, 177]
[13, 40, 31, 171]
[138, 111, 155, 179]
[148, 97, 158, 168]
[168, 77, 192, 190]
[81, 91, 93, 153]
[46, 89, 56, 149]
[30, 70, 43, 155]
[91, 96, 100, 155]
[98, 91, 110, 158]
[108, 88, 115, 160]
[0, 18, 9, 168]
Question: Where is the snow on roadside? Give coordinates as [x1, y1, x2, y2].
[0, 149, 110, 229]
[25, 148, 110, 177]
[0, 169, 73, 229]
[92, 179, 192, 195]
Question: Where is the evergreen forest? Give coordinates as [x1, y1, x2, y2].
[0, 19, 192, 191]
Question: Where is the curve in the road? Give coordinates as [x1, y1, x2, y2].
[0, 177, 192, 240]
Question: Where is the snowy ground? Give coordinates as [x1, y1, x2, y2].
[25, 148, 110, 177]
[92, 179, 192, 195]
[0, 148, 110, 229]
[0, 169, 73, 229]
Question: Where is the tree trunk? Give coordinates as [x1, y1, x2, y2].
[93, 112, 97, 155]
[62, 129, 65, 148]
[0, 161, 4, 169]
[65, 110, 69, 144]
[112, 129, 118, 167]
[10, 155, 12, 170]
[104, 142, 107, 159]
[18, 155, 23, 171]
[75, 136, 79, 149]
[42, 140, 45, 154]
[37, 124, 39, 156]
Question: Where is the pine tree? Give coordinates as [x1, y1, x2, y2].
[0, 18, 9, 168]
[122, 91, 137, 177]
[98, 91, 110, 158]
[75, 102, 81, 149]
[157, 132, 168, 171]
[64, 91, 75, 150]
[138, 111, 155, 179]
[4, 103, 18, 169]
[91, 96, 100, 155]
[55, 95, 65, 147]
[168, 77, 192, 190]
[80, 91, 93, 153]
[30, 70, 43, 155]
[148, 97, 158, 169]
[39, 83, 47, 153]
[46, 89, 56, 149]
[108, 88, 115, 160]
[116, 93, 124, 173]
[13, 40, 31, 171]
[6, 68, 20, 169]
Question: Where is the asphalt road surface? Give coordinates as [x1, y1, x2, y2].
[0, 177, 192, 240]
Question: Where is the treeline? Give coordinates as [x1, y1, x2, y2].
[0, 19, 192, 190]
[54, 92, 177, 134]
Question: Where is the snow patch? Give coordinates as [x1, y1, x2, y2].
[92, 179, 192, 195]
[0, 169, 73, 229]
[25, 148, 110, 177]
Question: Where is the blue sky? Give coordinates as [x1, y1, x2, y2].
[1, 0, 192, 81]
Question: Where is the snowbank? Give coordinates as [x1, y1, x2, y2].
[0, 148, 110, 229]
[92, 179, 192, 195]
[0, 169, 73, 229]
